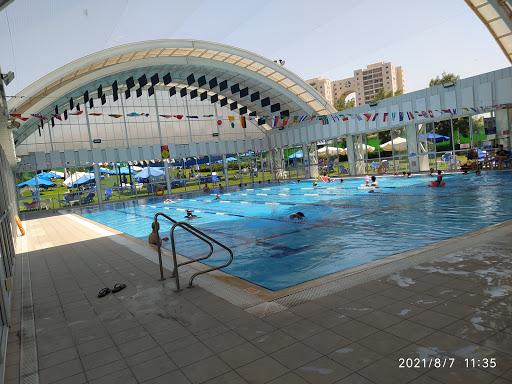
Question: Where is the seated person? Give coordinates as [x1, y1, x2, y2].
[461, 148, 479, 170]
[495, 144, 510, 170]
[370, 175, 379, 187]
[289, 212, 305, 220]
[219, 184, 224, 190]
[203, 183, 210, 193]
[393, 172, 399, 177]
[148, 222, 169, 245]
[185, 209, 198, 219]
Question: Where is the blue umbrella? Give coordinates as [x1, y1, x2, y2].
[37, 171, 62, 179]
[17, 176, 56, 188]
[419, 133, 450, 143]
[99, 168, 117, 175]
[115, 167, 137, 175]
[226, 157, 238, 162]
[134, 167, 165, 179]
[288, 150, 303, 159]
[71, 174, 103, 187]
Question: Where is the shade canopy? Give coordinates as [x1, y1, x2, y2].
[71, 173, 103, 187]
[115, 167, 137, 175]
[99, 168, 117, 174]
[354, 144, 375, 153]
[380, 137, 407, 151]
[225, 157, 238, 162]
[63, 172, 89, 186]
[38, 171, 63, 179]
[317, 146, 346, 157]
[419, 133, 450, 143]
[288, 150, 303, 159]
[134, 167, 165, 179]
[17, 176, 56, 188]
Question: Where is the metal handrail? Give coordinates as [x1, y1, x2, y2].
[154, 212, 234, 291]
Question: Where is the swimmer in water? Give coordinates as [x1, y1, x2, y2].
[214, 194, 220, 200]
[340, 178, 344, 183]
[164, 199, 179, 204]
[185, 209, 198, 219]
[313, 182, 318, 187]
[148, 222, 169, 245]
[289, 212, 305, 220]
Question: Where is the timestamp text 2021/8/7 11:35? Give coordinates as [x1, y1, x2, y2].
[399, 358, 497, 369]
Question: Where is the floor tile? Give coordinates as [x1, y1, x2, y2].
[295, 356, 352, 384]
[167, 341, 213, 368]
[130, 354, 178, 382]
[218, 342, 266, 369]
[236, 356, 289, 384]
[203, 330, 247, 353]
[359, 357, 422, 384]
[271, 342, 322, 369]
[250, 330, 297, 354]
[301, 329, 351, 354]
[331, 319, 379, 341]
[182, 355, 232, 384]
[328, 342, 383, 371]
[358, 331, 410, 355]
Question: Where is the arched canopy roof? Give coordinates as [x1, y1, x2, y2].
[8, 39, 335, 145]
[465, 0, 512, 64]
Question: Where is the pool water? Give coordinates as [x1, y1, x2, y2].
[77, 171, 512, 291]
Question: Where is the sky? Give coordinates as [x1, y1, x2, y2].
[0, 0, 509, 98]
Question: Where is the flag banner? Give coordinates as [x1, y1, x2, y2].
[441, 109, 453, 116]
[89, 113, 102, 116]
[399, 112, 404, 121]
[372, 113, 379, 121]
[471, 108, 480, 113]
[109, 114, 122, 118]
[319, 116, 329, 125]
[228, 116, 235, 128]
[50, 114, 62, 121]
[239, 116, 247, 128]
[127, 112, 140, 117]
[203, 114, 214, 117]
[407, 112, 414, 120]
[331, 115, 340, 122]
[10, 113, 29, 121]
[452, 109, 457, 115]
[383, 112, 388, 122]
[342, 116, 349, 121]
[363, 113, 372, 122]
[70, 111, 83, 115]
[281, 116, 289, 126]
[272, 116, 279, 127]
[159, 115, 173, 119]
[355, 114, 362, 121]
[216, 116, 223, 126]
[462, 107, 469, 111]
[186, 116, 199, 118]
[299, 116, 308, 123]
[392, 112, 396, 121]
[292, 116, 299, 125]
[173, 115, 184, 119]
[428, 110, 434, 118]
[31, 114, 48, 120]
[310, 115, 316, 121]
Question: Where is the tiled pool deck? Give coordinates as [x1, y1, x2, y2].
[5, 212, 512, 384]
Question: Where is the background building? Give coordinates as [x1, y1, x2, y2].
[307, 62, 406, 107]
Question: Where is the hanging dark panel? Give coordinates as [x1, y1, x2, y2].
[101, 94, 106, 105]
[55, 105, 59, 114]
[211, 94, 219, 103]
[69, 97, 74, 110]
[251, 92, 260, 102]
[64, 110, 68, 120]
[125, 89, 131, 99]
[51, 117, 55, 127]
[219, 80, 228, 91]
[231, 84, 240, 94]
[112, 80, 118, 94]
[163, 73, 172, 85]
[240, 87, 249, 97]
[200, 91, 207, 101]
[190, 89, 198, 99]
[187, 74, 195, 86]
[280, 110, 289, 117]
[257, 118, 265, 125]
[138, 74, 148, 87]
[169, 86, 176, 96]
[249, 111, 257, 117]
[180, 88, 187, 97]
[209, 77, 218, 89]
[270, 103, 280, 112]
[84, 90, 89, 103]
[126, 76, 135, 89]
[239, 106, 247, 115]
[230, 101, 237, 110]
[89, 99, 94, 108]
[197, 75, 206, 87]
[220, 97, 227, 107]
[136, 88, 142, 98]
[113, 92, 118, 102]
[76, 103, 80, 111]
[38, 126, 41, 136]
[97, 85, 103, 98]
[151, 73, 159, 86]
[261, 97, 270, 107]
[148, 86, 154, 97]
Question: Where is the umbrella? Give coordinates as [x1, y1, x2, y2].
[115, 167, 137, 175]
[353, 144, 375, 153]
[317, 146, 345, 156]
[99, 168, 117, 175]
[380, 137, 407, 151]
[419, 133, 450, 143]
[50, 170, 65, 178]
[225, 157, 238, 162]
[134, 167, 165, 179]
[71, 173, 103, 187]
[132, 166, 143, 171]
[288, 150, 303, 159]
[17, 176, 56, 188]
[37, 171, 63, 179]
[63, 172, 89, 186]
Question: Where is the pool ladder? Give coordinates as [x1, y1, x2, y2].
[153, 212, 234, 292]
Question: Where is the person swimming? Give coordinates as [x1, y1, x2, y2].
[339, 178, 344, 183]
[313, 182, 318, 187]
[164, 199, 179, 204]
[370, 175, 379, 187]
[289, 212, 305, 220]
[148, 222, 169, 245]
[185, 209, 198, 219]
[214, 194, 220, 200]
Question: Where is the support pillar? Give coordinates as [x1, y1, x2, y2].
[406, 124, 422, 172]
[346, 135, 356, 175]
[93, 163, 102, 206]
[164, 161, 171, 195]
[496, 108, 512, 150]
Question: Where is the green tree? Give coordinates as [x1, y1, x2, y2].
[373, 88, 403, 102]
[428, 72, 468, 148]
[429, 72, 460, 87]
[334, 97, 355, 111]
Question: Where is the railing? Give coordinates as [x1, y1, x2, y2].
[153, 212, 233, 291]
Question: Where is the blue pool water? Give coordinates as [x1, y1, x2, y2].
[77, 172, 512, 291]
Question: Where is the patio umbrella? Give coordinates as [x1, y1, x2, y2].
[380, 137, 407, 151]
[134, 167, 165, 179]
[288, 150, 303, 159]
[71, 173, 103, 187]
[353, 144, 375, 153]
[99, 168, 117, 175]
[225, 157, 238, 162]
[37, 171, 62, 179]
[317, 147, 345, 158]
[419, 133, 450, 143]
[63, 172, 89, 186]
[17, 176, 56, 188]
[50, 170, 65, 178]
[115, 167, 137, 175]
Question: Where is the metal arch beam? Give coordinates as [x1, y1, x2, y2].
[14, 57, 313, 144]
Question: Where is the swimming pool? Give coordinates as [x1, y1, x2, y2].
[77, 171, 512, 291]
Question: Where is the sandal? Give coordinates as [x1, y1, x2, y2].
[98, 287, 111, 298]
[112, 283, 127, 293]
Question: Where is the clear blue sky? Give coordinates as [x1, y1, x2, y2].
[0, 0, 509, 97]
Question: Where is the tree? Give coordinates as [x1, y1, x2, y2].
[373, 88, 402, 102]
[429, 72, 460, 88]
[428, 72, 467, 147]
[334, 97, 355, 111]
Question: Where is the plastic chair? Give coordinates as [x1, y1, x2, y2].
[382, 160, 391, 169]
[338, 165, 348, 174]
[103, 188, 113, 201]
[370, 162, 379, 172]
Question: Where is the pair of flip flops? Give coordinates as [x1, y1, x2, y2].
[98, 283, 126, 298]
